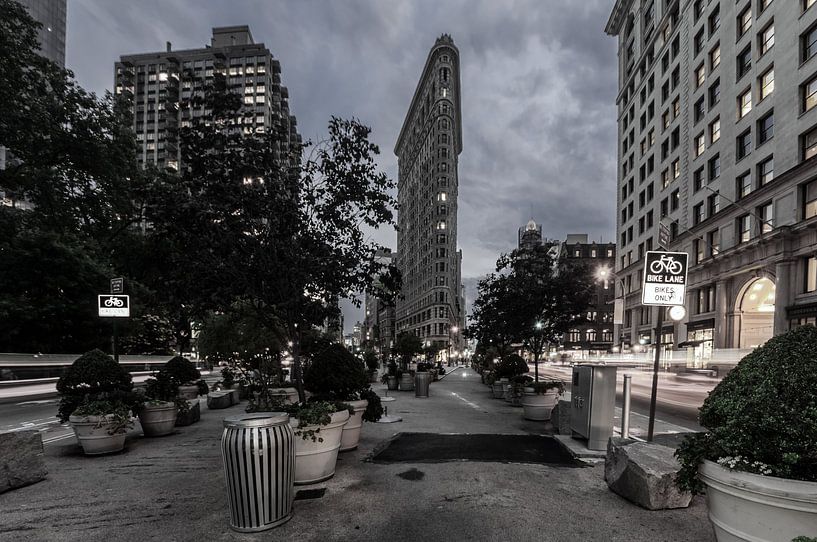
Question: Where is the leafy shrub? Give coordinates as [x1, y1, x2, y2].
[304, 344, 368, 401]
[221, 366, 236, 388]
[163, 356, 201, 386]
[362, 350, 379, 373]
[197, 379, 209, 396]
[56, 349, 135, 422]
[72, 399, 133, 435]
[675, 326, 817, 494]
[527, 380, 564, 395]
[495, 354, 529, 379]
[416, 361, 433, 372]
[511, 374, 533, 385]
[359, 387, 383, 422]
[144, 371, 178, 402]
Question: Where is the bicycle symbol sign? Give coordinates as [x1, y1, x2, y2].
[642, 251, 688, 306]
[98, 295, 130, 317]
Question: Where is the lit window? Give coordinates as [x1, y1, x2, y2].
[737, 172, 752, 198]
[695, 133, 705, 156]
[806, 257, 817, 293]
[760, 24, 774, 55]
[710, 118, 721, 143]
[738, 8, 751, 38]
[759, 157, 774, 185]
[672, 159, 680, 179]
[806, 179, 817, 219]
[710, 44, 721, 71]
[738, 214, 752, 243]
[804, 76, 817, 112]
[759, 68, 774, 100]
[695, 64, 705, 87]
[758, 202, 774, 233]
[804, 127, 817, 161]
[738, 90, 752, 119]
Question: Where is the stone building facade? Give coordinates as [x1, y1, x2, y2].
[115, 26, 300, 170]
[394, 34, 465, 359]
[607, 0, 817, 367]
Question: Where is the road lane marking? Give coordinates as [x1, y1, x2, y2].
[449, 392, 484, 411]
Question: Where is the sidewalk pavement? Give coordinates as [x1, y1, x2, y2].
[0, 369, 715, 542]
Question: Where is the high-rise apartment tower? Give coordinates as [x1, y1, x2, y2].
[607, 0, 817, 368]
[115, 26, 300, 170]
[395, 34, 465, 359]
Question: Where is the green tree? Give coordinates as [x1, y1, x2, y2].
[392, 332, 423, 370]
[144, 77, 396, 401]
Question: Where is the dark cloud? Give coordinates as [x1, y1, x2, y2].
[66, 0, 618, 328]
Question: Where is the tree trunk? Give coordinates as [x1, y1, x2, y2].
[292, 327, 306, 403]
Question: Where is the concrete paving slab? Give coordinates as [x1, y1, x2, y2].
[0, 369, 715, 542]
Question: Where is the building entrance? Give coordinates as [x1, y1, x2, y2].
[738, 277, 775, 348]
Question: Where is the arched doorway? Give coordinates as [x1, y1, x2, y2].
[738, 277, 775, 348]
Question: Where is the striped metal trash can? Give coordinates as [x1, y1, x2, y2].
[221, 413, 294, 532]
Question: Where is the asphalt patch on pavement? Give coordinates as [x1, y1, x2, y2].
[397, 468, 425, 481]
[369, 432, 586, 467]
[295, 488, 327, 500]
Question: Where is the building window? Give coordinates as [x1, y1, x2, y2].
[673, 97, 680, 118]
[806, 257, 817, 293]
[738, 89, 752, 119]
[695, 29, 705, 55]
[759, 68, 774, 100]
[710, 44, 721, 71]
[695, 133, 705, 157]
[738, 214, 752, 243]
[672, 159, 680, 179]
[694, 239, 705, 264]
[738, 7, 752, 38]
[709, 78, 720, 107]
[737, 46, 752, 79]
[805, 76, 817, 113]
[708, 193, 720, 216]
[568, 329, 581, 342]
[758, 112, 774, 145]
[804, 25, 817, 62]
[695, 64, 706, 87]
[694, 167, 705, 191]
[758, 201, 774, 233]
[709, 6, 720, 36]
[805, 179, 817, 219]
[737, 171, 753, 198]
[803, 126, 817, 161]
[694, 97, 705, 123]
[710, 117, 721, 143]
[708, 154, 721, 180]
[708, 229, 720, 256]
[760, 23, 775, 55]
[737, 130, 752, 160]
[760, 0, 773, 12]
[693, 202, 705, 225]
[671, 188, 680, 211]
[758, 156, 774, 185]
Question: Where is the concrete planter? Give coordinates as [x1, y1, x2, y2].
[291, 410, 349, 485]
[699, 459, 817, 542]
[139, 402, 178, 437]
[386, 376, 399, 390]
[177, 385, 199, 401]
[491, 379, 508, 399]
[69, 414, 128, 455]
[521, 389, 560, 421]
[339, 399, 368, 452]
[398, 373, 414, 391]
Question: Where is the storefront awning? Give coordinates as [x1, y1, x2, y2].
[686, 318, 715, 332]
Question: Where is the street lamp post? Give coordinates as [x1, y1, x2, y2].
[449, 326, 459, 366]
[596, 266, 626, 355]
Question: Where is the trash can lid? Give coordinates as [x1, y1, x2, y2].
[223, 412, 289, 429]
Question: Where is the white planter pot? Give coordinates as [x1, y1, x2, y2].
[521, 390, 560, 421]
[492, 379, 508, 399]
[700, 459, 817, 542]
[283, 387, 298, 404]
[291, 410, 350, 485]
[339, 399, 368, 452]
[139, 402, 178, 437]
[177, 385, 199, 400]
[69, 414, 128, 455]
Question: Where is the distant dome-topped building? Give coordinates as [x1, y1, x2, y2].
[518, 219, 543, 250]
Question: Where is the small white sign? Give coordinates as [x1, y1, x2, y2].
[98, 295, 130, 317]
[642, 251, 688, 306]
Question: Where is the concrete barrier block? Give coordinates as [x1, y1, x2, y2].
[175, 400, 201, 426]
[604, 437, 692, 510]
[0, 430, 47, 494]
[207, 391, 232, 410]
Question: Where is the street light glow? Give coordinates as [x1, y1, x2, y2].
[535, 321, 543, 330]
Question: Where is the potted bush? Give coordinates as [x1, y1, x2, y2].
[138, 371, 180, 437]
[163, 356, 204, 400]
[362, 350, 380, 383]
[521, 380, 564, 421]
[675, 326, 817, 541]
[380, 361, 399, 390]
[56, 349, 137, 455]
[247, 396, 352, 485]
[508, 374, 533, 406]
[492, 354, 528, 399]
[304, 344, 382, 452]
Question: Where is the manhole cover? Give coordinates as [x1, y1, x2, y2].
[369, 433, 586, 466]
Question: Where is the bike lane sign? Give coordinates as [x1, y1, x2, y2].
[642, 251, 688, 306]
[98, 295, 130, 317]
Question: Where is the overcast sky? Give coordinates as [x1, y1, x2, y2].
[65, 0, 619, 330]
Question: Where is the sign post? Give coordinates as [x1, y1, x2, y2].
[641, 251, 688, 441]
[99, 278, 128, 363]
